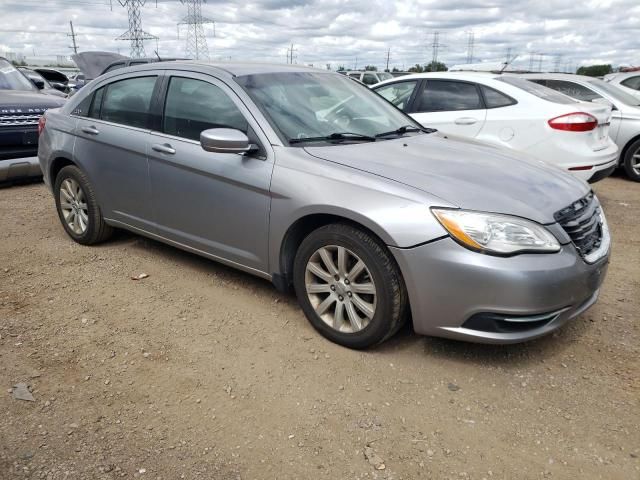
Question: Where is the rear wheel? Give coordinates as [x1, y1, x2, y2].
[54, 165, 113, 245]
[293, 223, 408, 349]
[623, 138, 640, 182]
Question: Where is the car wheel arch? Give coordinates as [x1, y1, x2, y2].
[276, 212, 398, 292]
[620, 133, 640, 165]
[50, 157, 76, 184]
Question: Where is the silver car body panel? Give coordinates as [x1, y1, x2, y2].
[38, 62, 610, 343]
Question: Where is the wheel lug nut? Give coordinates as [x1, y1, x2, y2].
[347, 292, 352, 297]
[334, 275, 340, 281]
[344, 279, 350, 285]
[338, 295, 344, 301]
[330, 285, 336, 291]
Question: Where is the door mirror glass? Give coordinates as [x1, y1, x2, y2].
[200, 128, 256, 154]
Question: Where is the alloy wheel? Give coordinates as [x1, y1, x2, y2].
[304, 245, 377, 333]
[632, 147, 640, 175]
[59, 178, 89, 235]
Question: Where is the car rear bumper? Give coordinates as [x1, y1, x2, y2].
[390, 237, 609, 344]
[527, 141, 618, 182]
[0, 155, 42, 182]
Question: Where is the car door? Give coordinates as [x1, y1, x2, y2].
[73, 73, 159, 231]
[409, 79, 486, 137]
[147, 73, 274, 273]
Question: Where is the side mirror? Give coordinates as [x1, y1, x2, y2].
[200, 128, 257, 154]
[31, 78, 45, 89]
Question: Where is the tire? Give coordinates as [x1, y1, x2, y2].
[293, 223, 408, 349]
[623, 138, 640, 182]
[54, 165, 113, 245]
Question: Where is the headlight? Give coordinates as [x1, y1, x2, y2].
[432, 208, 561, 255]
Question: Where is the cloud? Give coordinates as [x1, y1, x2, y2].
[0, 0, 637, 70]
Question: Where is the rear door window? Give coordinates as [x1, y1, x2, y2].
[375, 81, 418, 110]
[417, 80, 483, 112]
[100, 76, 157, 128]
[163, 76, 248, 141]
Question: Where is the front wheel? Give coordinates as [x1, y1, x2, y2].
[293, 223, 408, 349]
[54, 165, 113, 245]
[623, 138, 640, 182]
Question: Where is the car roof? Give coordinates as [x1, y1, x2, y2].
[159, 61, 328, 77]
[381, 71, 500, 80]
[516, 73, 600, 83]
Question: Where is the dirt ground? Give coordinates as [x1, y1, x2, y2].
[0, 174, 638, 480]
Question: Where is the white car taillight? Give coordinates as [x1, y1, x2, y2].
[548, 112, 598, 132]
[38, 115, 46, 136]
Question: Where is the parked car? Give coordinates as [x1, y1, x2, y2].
[0, 57, 65, 183]
[373, 72, 618, 183]
[17, 67, 68, 98]
[520, 73, 640, 182]
[72, 51, 187, 83]
[346, 71, 394, 86]
[31, 68, 71, 94]
[38, 62, 610, 348]
[604, 71, 640, 101]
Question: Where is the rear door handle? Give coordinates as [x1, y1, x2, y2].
[81, 125, 99, 135]
[454, 117, 478, 125]
[151, 143, 176, 155]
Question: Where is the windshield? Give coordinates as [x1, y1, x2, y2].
[497, 76, 576, 104]
[588, 78, 640, 106]
[0, 59, 37, 91]
[234, 72, 421, 144]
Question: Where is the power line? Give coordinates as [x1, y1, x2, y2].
[178, 0, 214, 60]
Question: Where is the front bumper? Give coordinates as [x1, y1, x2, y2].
[390, 237, 609, 344]
[0, 155, 42, 182]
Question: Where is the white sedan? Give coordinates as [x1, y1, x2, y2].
[372, 72, 618, 183]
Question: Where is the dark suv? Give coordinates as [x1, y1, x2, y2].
[0, 57, 65, 183]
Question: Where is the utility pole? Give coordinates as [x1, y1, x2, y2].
[466, 30, 474, 64]
[286, 43, 297, 64]
[68, 20, 78, 54]
[178, 0, 214, 60]
[385, 48, 391, 71]
[115, 0, 158, 58]
[431, 31, 441, 67]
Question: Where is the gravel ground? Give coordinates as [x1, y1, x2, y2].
[0, 175, 638, 480]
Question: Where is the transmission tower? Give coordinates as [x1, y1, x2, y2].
[179, 0, 214, 60]
[466, 31, 474, 64]
[431, 31, 441, 66]
[287, 43, 298, 64]
[68, 21, 79, 54]
[115, 0, 157, 58]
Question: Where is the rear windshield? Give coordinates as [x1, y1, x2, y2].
[496, 76, 576, 104]
[588, 78, 640, 106]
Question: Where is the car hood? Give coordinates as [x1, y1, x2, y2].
[304, 133, 589, 224]
[72, 51, 128, 80]
[0, 90, 66, 109]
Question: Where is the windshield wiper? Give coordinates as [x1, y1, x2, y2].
[289, 132, 376, 144]
[375, 125, 436, 138]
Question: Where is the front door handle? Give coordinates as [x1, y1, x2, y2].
[81, 125, 99, 135]
[454, 117, 478, 125]
[151, 143, 176, 155]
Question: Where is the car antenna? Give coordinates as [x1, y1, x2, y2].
[154, 50, 161, 61]
[500, 54, 518, 73]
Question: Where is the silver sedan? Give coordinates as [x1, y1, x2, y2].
[38, 62, 610, 348]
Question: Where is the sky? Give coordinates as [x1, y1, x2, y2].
[0, 0, 638, 71]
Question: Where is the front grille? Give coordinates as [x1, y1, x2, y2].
[0, 113, 41, 126]
[554, 192, 603, 257]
